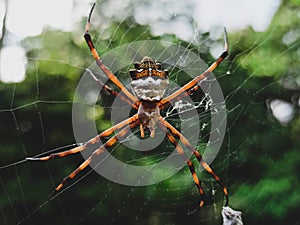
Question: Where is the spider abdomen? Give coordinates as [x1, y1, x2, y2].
[131, 77, 169, 101]
[129, 56, 169, 101]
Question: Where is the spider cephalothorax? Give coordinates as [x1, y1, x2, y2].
[27, 3, 229, 208]
[136, 100, 160, 138]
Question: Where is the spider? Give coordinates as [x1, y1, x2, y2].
[27, 3, 229, 208]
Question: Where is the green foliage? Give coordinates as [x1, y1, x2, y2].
[0, 1, 299, 225]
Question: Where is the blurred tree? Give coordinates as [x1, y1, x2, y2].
[0, 0, 299, 225]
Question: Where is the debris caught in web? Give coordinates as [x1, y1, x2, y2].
[222, 206, 244, 225]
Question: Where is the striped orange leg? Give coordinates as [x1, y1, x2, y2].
[26, 114, 139, 161]
[158, 28, 228, 109]
[159, 116, 229, 206]
[54, 121, 138, 192]
[84, 3, 138, 108]
[161, 126, 205, 207]
[85, 69, 139, 110]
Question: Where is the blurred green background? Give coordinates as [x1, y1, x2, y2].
[0, 0, 299, 224]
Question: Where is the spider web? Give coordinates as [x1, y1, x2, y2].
[0, 0, 299, 225]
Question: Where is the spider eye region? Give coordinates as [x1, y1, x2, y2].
[130, 57, 169, 101]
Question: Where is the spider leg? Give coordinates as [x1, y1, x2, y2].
[85, 69, 139, 110]
[158, 116, 229, 206]
[55, 120, 139, 192]
[26, 114, 139, 161]
[161, 126, 205, 207]
[158, 28, 228, 109]
[84, 3, 138, 107]
[157, 84, 203, 110]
